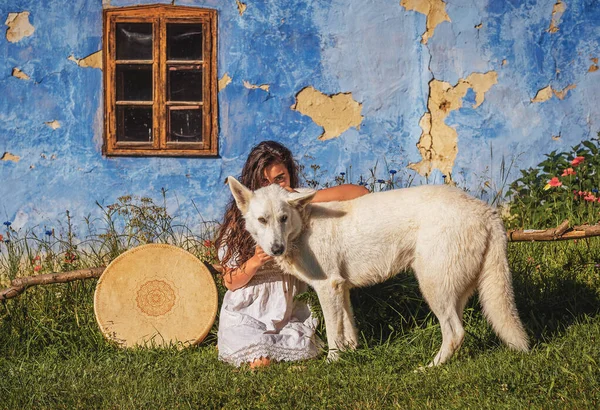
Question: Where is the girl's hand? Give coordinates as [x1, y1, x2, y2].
[251, 245, 273, 268]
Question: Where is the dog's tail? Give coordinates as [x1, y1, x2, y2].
[477, 216, 529, 351]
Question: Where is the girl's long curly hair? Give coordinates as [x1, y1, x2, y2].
[215, 141, 300, 270]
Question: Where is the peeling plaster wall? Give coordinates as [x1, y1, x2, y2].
[1, 0, 599, 234]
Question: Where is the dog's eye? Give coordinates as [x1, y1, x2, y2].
[280, 215, 288, 223]
[258, 217, 267, 225]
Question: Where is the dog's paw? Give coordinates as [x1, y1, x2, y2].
[326, 350, 340, 363]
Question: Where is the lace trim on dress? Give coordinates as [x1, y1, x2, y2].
[219, 342, 322, 367]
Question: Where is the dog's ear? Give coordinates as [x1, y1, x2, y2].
[287, 190, 316, 209]
[227, 176, 253, 215]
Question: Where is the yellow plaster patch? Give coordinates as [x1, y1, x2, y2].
[547, 1, 566, 33]
[68, 50, 103, 69]
[1, 152, 20, 163]
[291, 86, 363, 141]
[589, 57, 598, 72]
[532, 84, 576, 102]
[243, 80, 270, 92]
[12, 67, 30, 80]
[218, 73, 232, 91]
[553, 84, 576, 100]
[531, 86, 554, 103]
[236, 0, 247, 16]
[400, 0, 451, 44]
[5, 11, 35, 43]
[408, 71, 497, 180]
[45, 120, 61, 130]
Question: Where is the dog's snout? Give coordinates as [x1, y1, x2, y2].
[271, 244, 285, 256]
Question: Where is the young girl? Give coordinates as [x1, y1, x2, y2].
[215, 141, 369, 368]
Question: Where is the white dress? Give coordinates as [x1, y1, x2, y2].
[217, 248, 323, 366]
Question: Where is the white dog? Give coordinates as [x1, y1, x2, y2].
[227, 177, 529, 366]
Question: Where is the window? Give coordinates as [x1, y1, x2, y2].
[103, 5, 217, 156]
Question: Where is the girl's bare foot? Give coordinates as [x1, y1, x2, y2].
[249, 357, 271, 369]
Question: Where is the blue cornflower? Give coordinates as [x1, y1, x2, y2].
[45, 230, 53, 236]
[442, 175, 447, 179]
[340, 172, 346, 176]
[377, 179, 385, 183]
[3, 221, 11, 227]
[593, 188, 599, 193]
[389, 169, 397, 175]
[4, 239, 10, 244]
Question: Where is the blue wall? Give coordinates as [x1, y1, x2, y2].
[1, 0, 599, 234]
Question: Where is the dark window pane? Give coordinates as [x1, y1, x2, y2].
[169, 108, 203, 143]
[167, 24, 203, 60]
[116, 23, 153, 60]
[116, 65, 152, 101]
[168, 67, 203, 101]
[116, 106, 153, 142]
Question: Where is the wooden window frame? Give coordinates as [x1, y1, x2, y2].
[103, 5, 218, 157]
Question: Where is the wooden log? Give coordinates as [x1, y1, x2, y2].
[1, 263, 223, 301]
[507, 220, 600, 242]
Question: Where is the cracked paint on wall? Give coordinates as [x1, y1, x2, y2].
[1, 0, 599, 234]
[548, 1, 566, 33]
[243, 80, 269, 92]
[45, 120, 61, 130]
[5, 11, 35, 43]
[68, 51, 103, 69]
[12, 67, 30, 80]
[531, 84, 577, 103]
[400, 0, 450, 44]
[236, 1, 247, 16]
[1, 152, 21, 163]
[218, 73, 232, 91]
[408, 72, 498, 178]
[291, 86, 363, 141]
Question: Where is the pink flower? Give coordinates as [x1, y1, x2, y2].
[571, 156, 585, 166]
[584, 193, 597, 202]
[544, 177, 562, 190]
[579, 191, 584, 196]
[34, 265, 41, 272]
[561, 168, 576, 176]
[0, 234, 3, 242]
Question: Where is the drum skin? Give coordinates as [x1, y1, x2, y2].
[94, 244, 218, 348]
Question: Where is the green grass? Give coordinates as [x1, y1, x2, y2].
[1, 238, 599, 408]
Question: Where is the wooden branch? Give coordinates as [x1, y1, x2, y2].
[507, 219, 600, 242]
[1, 263, 223, 301]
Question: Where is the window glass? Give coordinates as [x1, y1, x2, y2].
[168, 67, 203, 101]
[116, 23, 153, 60]
[116, 106, 153, 142]
[169, 108, 203, 143]
[116, 65, 153, 101]
[167, 23, 203, 60]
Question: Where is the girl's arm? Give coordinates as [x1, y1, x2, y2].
[311, 184, 369, 203]
[222, 245, 272, 291]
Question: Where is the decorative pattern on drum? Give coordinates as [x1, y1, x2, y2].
[136, 280, 176, 317]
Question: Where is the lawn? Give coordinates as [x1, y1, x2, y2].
[1, 239, 599, 409]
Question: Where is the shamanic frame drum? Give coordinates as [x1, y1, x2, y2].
[94, 244, 218, 348]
